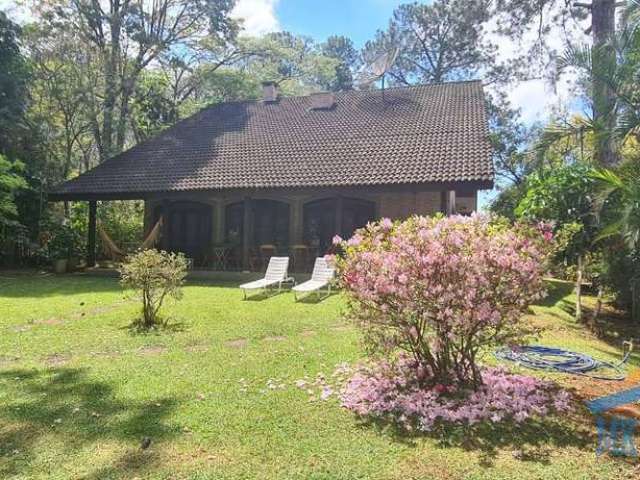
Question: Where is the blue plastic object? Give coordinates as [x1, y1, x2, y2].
[494, 343, 633, 381]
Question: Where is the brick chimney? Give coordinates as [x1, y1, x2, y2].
[262, 81, 279, 102]
[309, 92, 336, 110]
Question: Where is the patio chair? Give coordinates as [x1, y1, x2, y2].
[239, 256, 295, 299]
[292, 257, 335, 301]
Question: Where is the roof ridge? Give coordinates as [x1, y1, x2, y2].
[197, 79, 484, 110]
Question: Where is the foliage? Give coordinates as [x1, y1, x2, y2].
[33, 0, 238, 161]
[334, 214, 551, 388]
[70, 201, 144, 258]
[591, 166, 640, 254]
[119, 249, 188, 328]
[43, 220, 75, 260]
[320, 35, 360, 92]
[516, 163, 598, 265]
[341, 357, 570, 432]
[591, 163, 640, 314]
[489, 182, 528, 221]
[0, 154, 27, 223]
[363, 0, 499, 85]
[0, 11, 30, 156]
[239, 32, 340, 96]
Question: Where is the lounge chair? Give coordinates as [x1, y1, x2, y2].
[239, 256, 294, 299]
[293, 257, 335, 301]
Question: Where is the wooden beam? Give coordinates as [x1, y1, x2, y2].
[242, 197, 252, 271]
[335, 196, 344, 237]
[87, 200, 97, 267]
[160, 199, 171, 251]
[446, 190, 457, 216]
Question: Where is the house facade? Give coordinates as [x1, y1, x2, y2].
[49, 81, 493, 270]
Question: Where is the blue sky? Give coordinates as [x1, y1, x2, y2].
[277, 0, 404, 47]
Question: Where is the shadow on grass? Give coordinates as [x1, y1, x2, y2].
[243, 289, 289, 302]
[0, 368, 180, 479]
[355, 408, 595, 466]
[124, 317, 190, 335]
[536, 280, 575, 309]
[295, 291, 339, 304]
[0, 272, 122, 298]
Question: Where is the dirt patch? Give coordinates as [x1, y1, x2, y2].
[36, 318, 64, 326]
[185, 344, 210, 353]
[330, 324, 351, 332]
[44, 353, 70, 367]
[224, 338, 248, 349]
[564, 366, 640, 422]
[0, 355, 20, 366]
[10, 324, 32, 333]
[69, 301, 129, 321]
[300, 330, 316, 337]
[137, 346, 168, 356]
[263, 335, 287, 342]
[90, 351, 122, 359]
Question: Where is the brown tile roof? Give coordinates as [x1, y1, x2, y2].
[49, 81, 493, 200]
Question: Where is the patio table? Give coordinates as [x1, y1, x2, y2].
[212, 245, 232, 270]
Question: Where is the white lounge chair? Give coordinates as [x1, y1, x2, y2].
[293, 257, 335, 301]
[239, 256, 294, 299]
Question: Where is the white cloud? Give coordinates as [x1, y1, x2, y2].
[231, 0, 280, 37]
[0, 0, 34, 24]
[485, 5, 587, 125]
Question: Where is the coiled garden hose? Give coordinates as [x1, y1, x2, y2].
[494, 341, 634, 381]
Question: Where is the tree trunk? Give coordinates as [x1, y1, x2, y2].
[633, 279, 639, 323]
[576, 255, 583, 322]
[101, 4, 124, 162]
[591, 0, 618, 167]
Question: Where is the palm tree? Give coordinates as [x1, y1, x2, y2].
[590, 167, 640, 321]
[537, 0, 640, 165]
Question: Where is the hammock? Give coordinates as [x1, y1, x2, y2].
[97, 217, 163, 261]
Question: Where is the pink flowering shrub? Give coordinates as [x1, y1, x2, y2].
[334, 214, 553, 388]
[340, 357, 571, 431]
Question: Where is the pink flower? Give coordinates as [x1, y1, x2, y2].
[347, 234, 363, 247]
[332, 234, 343, 245]
[380, 218, 393, 231]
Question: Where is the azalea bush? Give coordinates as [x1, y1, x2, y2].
[120, 249, 188, 328]
[334, 214, 553, 388]
[333, 214, 567, 430]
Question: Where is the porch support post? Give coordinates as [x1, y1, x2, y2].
[242, 197, 252, 270]
[446, 190, 457, 216]
[87, 200, 97, 267]
[334, 196, 343, 237]
[213, 201, 224, 244]
[289, 198, 304, 245]
[160, 199, 170, 251]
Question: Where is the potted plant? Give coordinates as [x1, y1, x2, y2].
[67, 230, 85, 271]
[47, 223, 74, 274]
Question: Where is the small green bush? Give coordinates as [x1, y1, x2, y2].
[119, 249, 188, 328]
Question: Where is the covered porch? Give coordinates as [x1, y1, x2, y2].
[140, 185, 473, 272]
[75, 184, 476, 273]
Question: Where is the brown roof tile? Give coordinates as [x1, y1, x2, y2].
[50, 81, 493, 199]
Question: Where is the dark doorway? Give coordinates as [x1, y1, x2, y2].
[253, 200, 290, 248]
[303, 197, 376, 254]
[304, 198, 336, 254]
[342, 198, 376, 238]
[224, 199, 290, 248]
[157, 202, 212, 261]
[225, 202, 244, 244]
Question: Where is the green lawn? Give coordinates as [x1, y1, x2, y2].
[0, 272, 637, 479]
